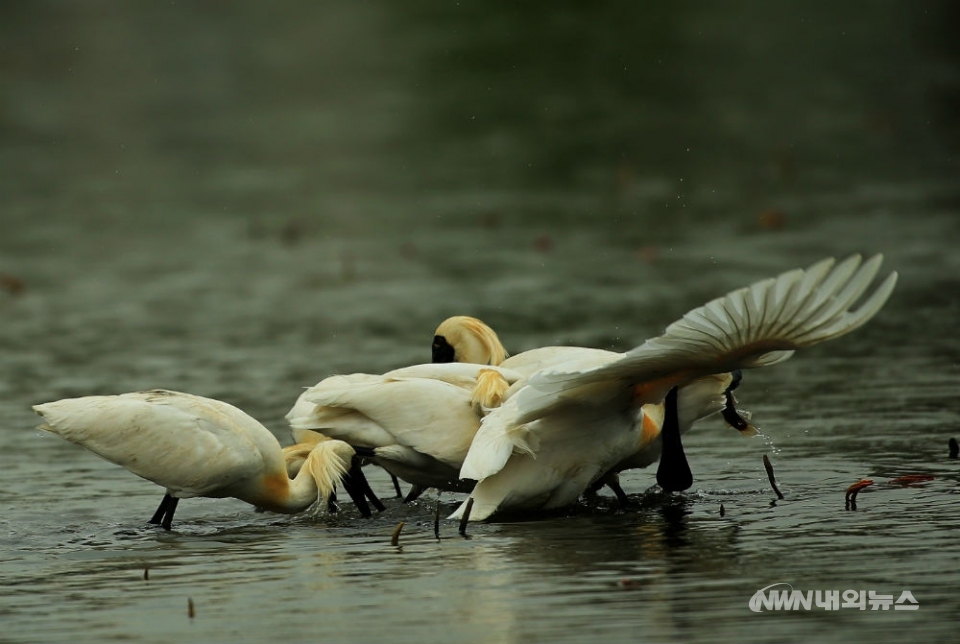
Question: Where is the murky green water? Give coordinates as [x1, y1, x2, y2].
[2, 2, 959, 642]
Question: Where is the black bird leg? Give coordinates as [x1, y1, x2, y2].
[149, 493, 179, 531]
[351, 445, 401, 501]
[327, 489, 340, 514]
[149, 493, 172, 524]
[151, 494, 176, 528]
[604, 473, 631, 506]
[340, 456, 386, 517]
[656, 386, 693, 492]
[353, 458, 386, 512]
[587, 472, 630, 505]
[403, 484, 426, 503]
[458, 497, 474, 537]
[391, 474, 404, 498]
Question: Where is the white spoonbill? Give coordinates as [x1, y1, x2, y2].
[33, 389, 385, 529]
[286, 362, 524, 501]
[287, 300, 747, 505]
[281, 316, 513, 499]
[449, 254, 897, 522]
[432, 315, 750, 503]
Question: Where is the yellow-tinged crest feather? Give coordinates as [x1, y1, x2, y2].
[435, 316, 509, 365]
[471, 368, 511, 410]
[301, 441, 353, 505]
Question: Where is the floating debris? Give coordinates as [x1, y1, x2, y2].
[635, 245, 659, 264]
[188, 598, 195, 619]
[889, 474, 935, 486]
[399, 242, 418, 259]
[280, 218, 304, 246]
[845, 479, 874, 510]
[532, 234, 553, 253]
[763, 455, 784, 500]
[615, 161, 637, 192]
[845, 479, 874, 497]
[0, 273, 24, 295]
[390, 521, 405, 547]
[458, 498, 474, 538]
[758, 209, 787, 231]
[774, 147, 796, 182]
[949, 437, 959, 459]
[479, 211, 501, 229]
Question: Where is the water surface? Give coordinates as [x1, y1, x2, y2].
[2, 2, 959, 642]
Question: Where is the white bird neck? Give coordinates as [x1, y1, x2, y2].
[248, 443, 350, 514]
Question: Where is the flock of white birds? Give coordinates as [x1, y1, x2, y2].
[34, 254, 898, 530]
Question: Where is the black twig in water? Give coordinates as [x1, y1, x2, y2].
[763, 455, 785, 500]
[434, 499, 441, 540]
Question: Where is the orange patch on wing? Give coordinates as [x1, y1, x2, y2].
[639, 406, 662, 447]
[632, 376, 683, 405]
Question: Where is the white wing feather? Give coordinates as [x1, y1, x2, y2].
[460, 255, 897, 483]
[34, 390, 266, 497]
[517, 254, 895, 419]
[288, 373, 483, 468]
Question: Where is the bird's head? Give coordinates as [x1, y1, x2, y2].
[432, 316, 508, 365]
